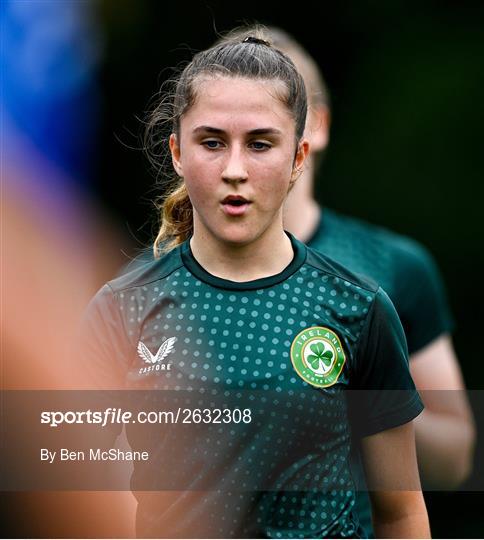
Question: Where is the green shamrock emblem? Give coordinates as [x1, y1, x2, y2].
[307, 342, 333, 370]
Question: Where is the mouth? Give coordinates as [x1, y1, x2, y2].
[221, 195, 252, 216]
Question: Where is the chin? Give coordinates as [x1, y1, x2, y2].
[196, 211, 276, 248]
[213, 224, 260, 247]
[218, 232, 256, 247]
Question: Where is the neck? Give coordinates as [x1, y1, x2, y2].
[283, 157, 321, 243]
[190, 216, 294, 282]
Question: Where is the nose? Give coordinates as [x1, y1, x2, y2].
[222, 146, 248, 184]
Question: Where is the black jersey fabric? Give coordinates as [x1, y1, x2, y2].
[78, 233, 423, 538]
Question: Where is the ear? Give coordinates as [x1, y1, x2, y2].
[306, 104, 330, 152]
[294, 138, 310, 172]
[289, 138, 310, 189]
[169, 133, 183, 176]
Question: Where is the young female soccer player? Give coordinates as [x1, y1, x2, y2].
[80, 29, 430, 538]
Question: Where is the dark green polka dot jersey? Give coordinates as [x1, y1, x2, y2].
[79, 232, 423, 538]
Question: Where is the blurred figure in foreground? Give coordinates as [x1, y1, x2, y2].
[1, 1, 134, 536]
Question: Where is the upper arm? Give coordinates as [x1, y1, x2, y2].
[349, 286, 430, 535]
[76, 284, 131, 390]
[361, 422, 429, 535]
[410, 334, 475, 425]
[361, 422, 421, 493]
[410, 334, 466, 391]
[74, 284, 132, 442]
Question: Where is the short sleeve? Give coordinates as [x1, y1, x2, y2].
[71, 284, 133, 445]
[392, 240, 454, 354]
[74, 284, 131, 390]
[350, 287, 424, 437]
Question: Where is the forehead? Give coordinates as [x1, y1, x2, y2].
[181, 76, 294, 132]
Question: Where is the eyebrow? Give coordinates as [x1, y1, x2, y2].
[192, 126, 283, 136]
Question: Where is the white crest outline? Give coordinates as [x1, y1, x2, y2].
[137, 337, 177, 364]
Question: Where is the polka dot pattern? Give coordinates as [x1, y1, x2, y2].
[111, 250, 380, 538]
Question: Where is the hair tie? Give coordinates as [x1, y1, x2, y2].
[242, 36, 270, 46]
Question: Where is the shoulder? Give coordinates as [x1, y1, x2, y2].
[305, 243, 379, 295]
[106, 245, 184, 296]
[322, 208, 440, 277]
[80, 246, 185, 356]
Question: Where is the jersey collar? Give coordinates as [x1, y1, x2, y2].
[180, 232, 307, 291]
